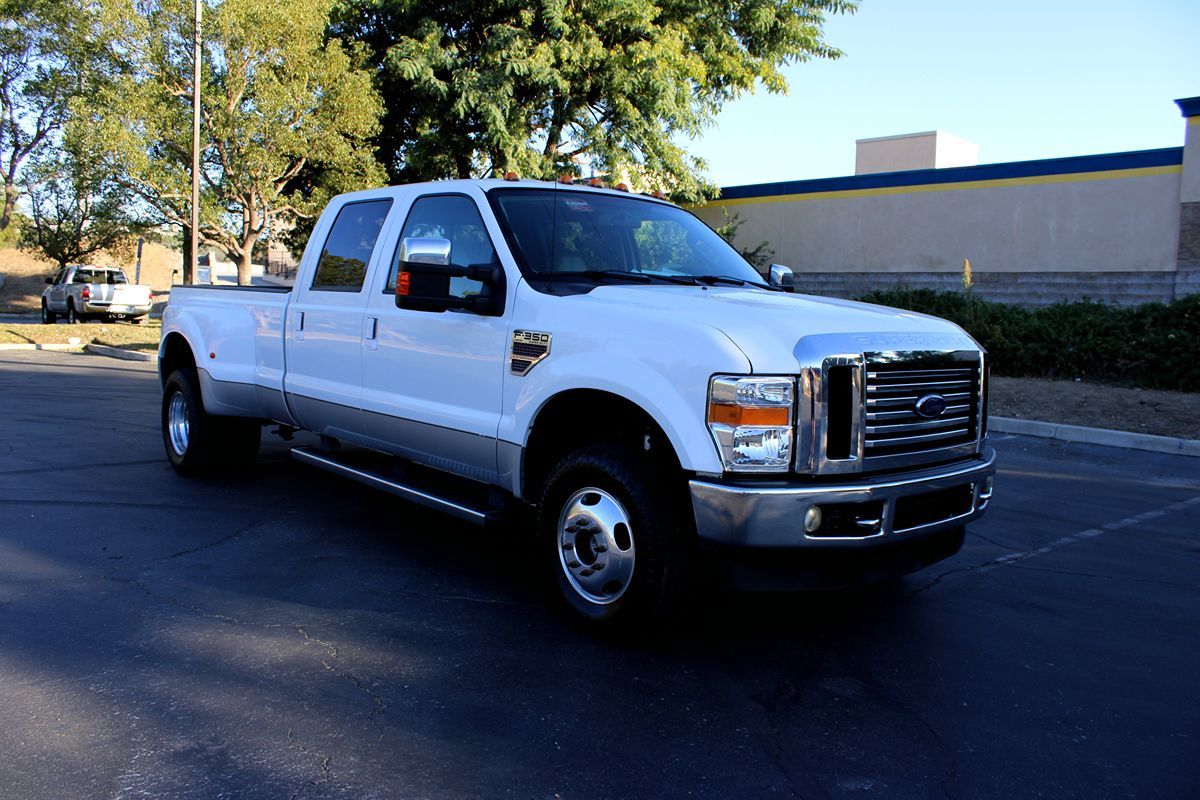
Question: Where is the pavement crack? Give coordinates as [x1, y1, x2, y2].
[1009, 563, 1198, 588]
[298, 626, 387, 741]
[287, 727, 331, 800]
[151, 517, 270, 562]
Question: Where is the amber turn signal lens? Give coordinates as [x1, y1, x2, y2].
[708, 403, 789, 427]
[396, 271, 411, 296]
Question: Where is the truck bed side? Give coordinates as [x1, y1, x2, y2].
[160, 285, 294, 423]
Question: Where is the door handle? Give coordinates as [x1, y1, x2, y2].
[363, 316, 379, 350]
[294, 310, 305, 341]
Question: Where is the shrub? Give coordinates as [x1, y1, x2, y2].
[858, 289, 1200, 392]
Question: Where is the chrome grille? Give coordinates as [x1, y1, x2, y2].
[863, 362, 980, 461]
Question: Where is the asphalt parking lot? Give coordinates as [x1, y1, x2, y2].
[1, 349, 1197, 800]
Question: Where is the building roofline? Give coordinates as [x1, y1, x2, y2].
[718, 147, 1183, 201]
[1176, 96, 1200, 117]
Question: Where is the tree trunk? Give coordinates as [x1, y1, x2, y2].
[237, 233, 258, 286]
[0, 184, 18, 231]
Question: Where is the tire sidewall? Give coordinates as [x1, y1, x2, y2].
[162, 370, 207, 474]
[537, 447, 683, 626]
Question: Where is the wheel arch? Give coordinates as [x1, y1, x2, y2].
[159, 331, 197, 387]
[520, 388, 685, 503]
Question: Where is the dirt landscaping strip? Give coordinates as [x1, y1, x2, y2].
[989, 375, 1199, 440]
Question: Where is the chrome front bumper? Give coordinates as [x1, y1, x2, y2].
[690, 447, 996, 549]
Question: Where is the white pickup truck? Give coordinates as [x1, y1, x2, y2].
[42, 265, 154, 324]
[159, 179, 996, 624]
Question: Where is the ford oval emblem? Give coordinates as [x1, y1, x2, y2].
[914, 393, 948, 419]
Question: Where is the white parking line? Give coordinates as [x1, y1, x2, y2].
[980, 494, 1200, 573]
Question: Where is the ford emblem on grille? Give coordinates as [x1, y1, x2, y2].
[914, 393, 949, 419]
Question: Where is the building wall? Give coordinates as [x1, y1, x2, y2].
[694, 144, 1191, 306]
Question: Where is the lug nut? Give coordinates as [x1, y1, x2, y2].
[567, 561, 580, 569]
[562, 542, 574, 550]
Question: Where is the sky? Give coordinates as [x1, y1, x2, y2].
[689, 0, 1200, 188]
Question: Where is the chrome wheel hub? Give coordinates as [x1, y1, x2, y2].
[167, 392, 189, 456]
[557, 488, 635, 605]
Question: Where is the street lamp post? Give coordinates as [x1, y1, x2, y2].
[190, 0, 201, 285]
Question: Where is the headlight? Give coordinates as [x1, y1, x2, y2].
[708, 376, 794, 472]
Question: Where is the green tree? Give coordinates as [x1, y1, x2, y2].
[332, 0, 855, 201]
[0, 0, 97, 230]
[20, 136, 146, 271]
[88, 0, 385, 284]
[714, 208, 775, 269]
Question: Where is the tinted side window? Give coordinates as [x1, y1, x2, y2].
[311, 199, 393, 291]
[385, 195, 497, 299]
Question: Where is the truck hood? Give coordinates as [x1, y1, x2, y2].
[582, 285, 979, 372]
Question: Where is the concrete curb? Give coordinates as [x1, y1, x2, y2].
[85, 343, 157, 363]
[991, 416, 1200, 458]
[0, 342, 82, 351]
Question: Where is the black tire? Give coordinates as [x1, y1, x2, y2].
[537, 445, 692, 627]
[66, 301, 79, 324]
[40, 301, 57, 324]
[162, 369, 261, 476]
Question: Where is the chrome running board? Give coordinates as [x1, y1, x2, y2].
[291, 445, 490, 525]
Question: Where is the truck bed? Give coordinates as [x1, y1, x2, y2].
[161, 284, 293, 422]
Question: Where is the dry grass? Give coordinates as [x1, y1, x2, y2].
[0, 320, 161, 351]
[0, 244, 181, 312]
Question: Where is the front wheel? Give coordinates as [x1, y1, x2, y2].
[162, 369, 261, 475]
[537, 445, 691, 626]
[41, 301, 57, 324]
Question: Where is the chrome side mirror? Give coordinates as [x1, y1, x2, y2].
[399, 236, 452, 266]
[769, 264, 795, 292]
[395, 236, 504, 316]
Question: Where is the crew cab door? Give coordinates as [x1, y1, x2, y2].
[48, 268, 70, 310]
[283, 197, 395, 438]
[360, 191, 509, 483]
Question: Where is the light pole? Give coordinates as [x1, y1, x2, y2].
[190, 0, 201, 285]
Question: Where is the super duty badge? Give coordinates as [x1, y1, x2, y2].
[510, 330, 552, 376]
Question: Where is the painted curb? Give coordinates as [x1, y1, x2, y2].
[991, 416, 1200, 458]
[85, 343, 157, 363]
[0, 342, 82, 351]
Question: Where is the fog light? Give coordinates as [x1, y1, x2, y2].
[804, 505, 823, 533]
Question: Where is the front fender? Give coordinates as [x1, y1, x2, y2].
[498, 316, 752, 477]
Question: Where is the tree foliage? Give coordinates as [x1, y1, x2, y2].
[20, 135, 145, 270]
[714, 208, 775, 269]
[332, 0, 855, 202]
[88, 0, 385, 284]
[0, 0, 97, 230]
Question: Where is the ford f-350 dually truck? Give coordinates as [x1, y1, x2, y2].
[159, 179, 996, 624]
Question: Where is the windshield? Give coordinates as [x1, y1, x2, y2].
[488, 189, 765, 286]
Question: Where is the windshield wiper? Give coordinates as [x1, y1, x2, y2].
[693, 274, 773, 290]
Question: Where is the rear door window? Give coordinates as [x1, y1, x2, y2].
[311, 199, 394, 291]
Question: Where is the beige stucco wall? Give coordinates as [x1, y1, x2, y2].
[854, 131, 979, 175]
[695, 169, 1182, 274]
